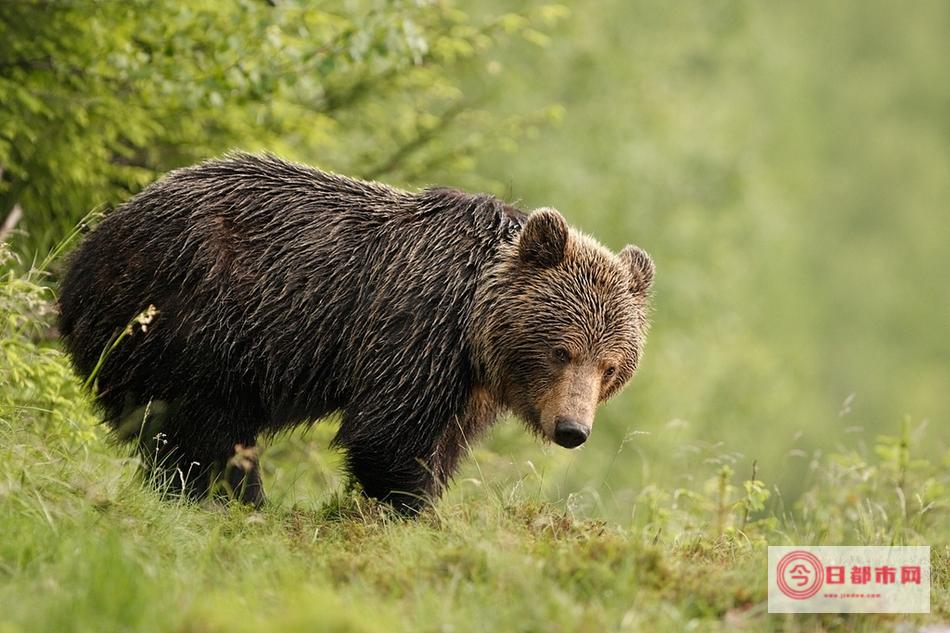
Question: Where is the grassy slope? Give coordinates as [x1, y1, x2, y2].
[1, 416, 947, 633]
[0, 264, 947, 633]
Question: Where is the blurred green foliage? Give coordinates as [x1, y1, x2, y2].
[460, 0, 950, 512]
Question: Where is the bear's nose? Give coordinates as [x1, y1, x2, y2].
[553, 418, 589, 449]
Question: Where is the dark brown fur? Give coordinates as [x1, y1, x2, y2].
[58, 153, 653, 512]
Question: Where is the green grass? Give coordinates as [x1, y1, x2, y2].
[1, 253, 948, 633]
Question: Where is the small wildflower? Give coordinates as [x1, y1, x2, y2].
[126, 305, 159, 336]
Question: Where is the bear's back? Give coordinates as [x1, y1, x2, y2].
[59, 154, 524, 428]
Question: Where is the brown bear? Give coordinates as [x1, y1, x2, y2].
[58, 153, 654, 512]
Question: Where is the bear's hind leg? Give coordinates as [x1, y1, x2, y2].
[222, 443, 265, 508]
[135, 400, 266, 507]
[144, 439, 265, 507]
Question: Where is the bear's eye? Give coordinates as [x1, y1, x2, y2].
[603, 366, 616, 381]
[552, 347, 572, 364]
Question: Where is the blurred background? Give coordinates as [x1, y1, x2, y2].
[2, 0, 947, 520]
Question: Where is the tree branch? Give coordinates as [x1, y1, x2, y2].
[362, 101, 466, 180]
[0, 203, 23, 242]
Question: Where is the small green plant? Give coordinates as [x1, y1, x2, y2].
[82, 304, 157, 392]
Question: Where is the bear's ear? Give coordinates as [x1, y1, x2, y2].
[518, 207, 568, 268]
[618, 244, 655, 295]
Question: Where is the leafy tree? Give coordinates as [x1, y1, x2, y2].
[0, 0, 565, 255]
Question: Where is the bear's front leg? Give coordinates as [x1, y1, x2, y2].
[343, 444, 444, 514]
[334, 371, 479, 514]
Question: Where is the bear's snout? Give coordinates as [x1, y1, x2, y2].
[553, 417, 590, 448]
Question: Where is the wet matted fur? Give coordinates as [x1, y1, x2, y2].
[58, 153, 654, 511]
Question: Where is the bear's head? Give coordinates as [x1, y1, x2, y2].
[474, 208, 654, 448]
